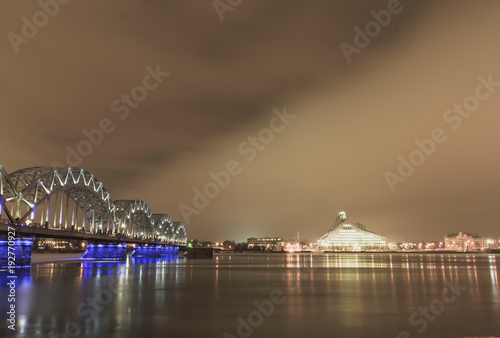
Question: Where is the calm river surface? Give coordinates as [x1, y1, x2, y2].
[1, 253, 500, 338]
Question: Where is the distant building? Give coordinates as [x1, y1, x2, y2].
[284, 240, 312, 252]
[398, 241, 443, 251]
[34, 238, 85, 252]
[444, 232, 492, 251]
[316, 211, 388, 251]
[222, 240, 236, 250]
[247, 237, 284, 251]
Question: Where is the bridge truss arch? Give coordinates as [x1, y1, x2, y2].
[173, 222, 187, 244]
[0, 164, 187, 244]
[3, 166, 116, 233]
[114, 200, 156, 240]
[152, 214, 175, 243]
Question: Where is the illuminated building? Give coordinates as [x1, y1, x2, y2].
[316, 211, 388, 251]
[247, 237, 284, 251]
[285, 242, 302, 252]
[444, 232, 493, 251]
[34, 238, 86, 252]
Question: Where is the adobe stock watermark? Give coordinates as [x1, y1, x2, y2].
[47, 273, 122, 338]
[339, 0, 412, 64]
[178, 106, 296, 224]
[385, 74, 500, 192]
[51, 64, 169, 168]
[7, 0, 72, 54]
[213, 0, 243, 22]
[223, 265, 316, 338]
[6, 227, 18, 332]
[396, 278, 467, 338]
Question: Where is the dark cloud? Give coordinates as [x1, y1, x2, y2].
[1, 0, 499, 243]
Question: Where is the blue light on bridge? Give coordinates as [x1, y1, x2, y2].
[31, 202, 36, 219]
[82, 243, 127, 261]
[0, 194, 5, 215]
[161, 246, 179, 255]
[0, 239, 35, 246]
[130, 245, 179, 258]
[0, 238, 34, 268]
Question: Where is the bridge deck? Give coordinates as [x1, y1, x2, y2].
[0, 224, 184, 246]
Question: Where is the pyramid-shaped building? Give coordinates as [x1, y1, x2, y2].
[316, 211, 388, 251]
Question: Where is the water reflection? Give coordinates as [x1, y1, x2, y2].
[1, 253, 500, 338]
[490, 255, 499, 300]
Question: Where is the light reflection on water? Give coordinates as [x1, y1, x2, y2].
[0, 253, 499, 338]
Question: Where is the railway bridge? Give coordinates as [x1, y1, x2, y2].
[0, 164, 187, 265]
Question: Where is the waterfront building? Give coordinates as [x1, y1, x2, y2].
[34, 238, 86, 252]
[316, 211, 388, 251]
[247, 237, 284, 251]
[444, 232, 494, 251]
[398, 241, 444, 251]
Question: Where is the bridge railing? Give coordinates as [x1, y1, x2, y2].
[0, 220, 186, 245]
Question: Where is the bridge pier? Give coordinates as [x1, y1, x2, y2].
[131, 245, 179, 258]
[0, 238, 34, 268]
[160, 246, 179, 255]
[82, 243, 127, 261]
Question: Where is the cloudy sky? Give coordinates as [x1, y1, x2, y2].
[1, 0, 499, 242]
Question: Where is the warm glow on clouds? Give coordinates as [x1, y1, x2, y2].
[1, 0, 499, 242]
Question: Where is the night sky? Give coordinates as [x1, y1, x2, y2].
[1, 1, 499, 243]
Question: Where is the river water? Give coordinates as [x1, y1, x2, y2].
[1, 253, 499, 338]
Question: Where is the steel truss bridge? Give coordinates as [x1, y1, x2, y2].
[0, 164, 187, 245]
